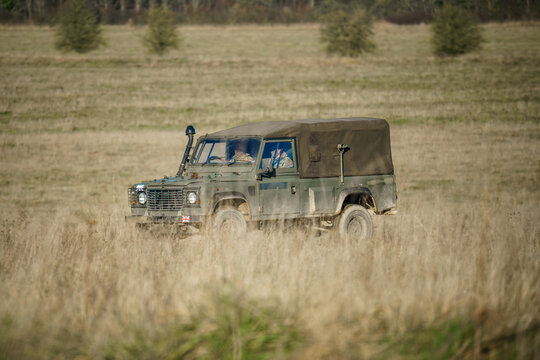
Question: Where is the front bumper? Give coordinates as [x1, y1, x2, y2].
[125, 214, 203, 224]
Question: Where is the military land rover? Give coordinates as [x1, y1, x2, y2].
[127, 118, 397, 239]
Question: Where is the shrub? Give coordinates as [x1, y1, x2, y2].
[431, 4, 484, 56]
[320, 6, 376, 57]
[142, 5, 180, 56]
[55, 0, 105, 53]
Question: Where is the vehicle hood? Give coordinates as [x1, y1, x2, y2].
[130, 165, 255, 189]
[130, 176, 192, 189]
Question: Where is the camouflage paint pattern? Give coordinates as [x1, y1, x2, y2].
[127, 132, 397, 226]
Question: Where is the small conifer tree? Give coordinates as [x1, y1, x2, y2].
[320, 6, 375, 57]
[142, 5, 180, 56]
[431, 4, 484, 56]
[55, 0, 105, 53]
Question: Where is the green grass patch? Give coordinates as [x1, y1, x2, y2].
[109, 289, 304, 360]
[379, 319, 540, 360]
[381, 319, 475, 360]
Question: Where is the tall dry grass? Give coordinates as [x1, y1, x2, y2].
[1, 122, 538, 358]
[0, 190, 538, 358]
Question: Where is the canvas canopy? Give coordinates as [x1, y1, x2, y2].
[206, 118, 394, 178]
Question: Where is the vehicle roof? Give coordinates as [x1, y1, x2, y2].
[202, 117, 394, 178]
[205, 117, 387, 138]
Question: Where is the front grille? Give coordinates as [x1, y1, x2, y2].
[147, 189, 183, 211]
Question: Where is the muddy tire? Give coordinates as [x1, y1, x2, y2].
[212, 207, 247, 240]
[337, 205, 373, 240]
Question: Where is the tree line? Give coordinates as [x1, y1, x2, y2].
[1, 0, 537, 24]
[55, 0, 485, 59]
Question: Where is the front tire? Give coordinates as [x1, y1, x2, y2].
[337, 205, 373, 240]
[212, 207, 247, 240]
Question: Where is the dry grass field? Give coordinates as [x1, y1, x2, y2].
[0, 22, 539, 359]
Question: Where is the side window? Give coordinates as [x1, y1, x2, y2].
[260, 141, 295, 169]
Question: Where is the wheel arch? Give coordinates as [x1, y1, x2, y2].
[335, 187, 376, 214]
[212, 192, 251, 218]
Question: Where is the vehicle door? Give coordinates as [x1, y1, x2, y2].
[257, 139, 300, 217]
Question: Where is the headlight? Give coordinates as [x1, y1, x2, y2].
[138, 192, 147, 205]
[186, 191, 197, 204]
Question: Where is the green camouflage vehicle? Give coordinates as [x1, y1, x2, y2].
[127, 118, 397, 239]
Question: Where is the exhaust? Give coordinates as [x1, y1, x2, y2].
[176, 125, 196, 177]
[337, 144, 350, 184]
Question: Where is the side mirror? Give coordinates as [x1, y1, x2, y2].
[256, 167, 275, 180]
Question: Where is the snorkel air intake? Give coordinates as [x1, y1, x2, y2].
[176, 125, 196, 177]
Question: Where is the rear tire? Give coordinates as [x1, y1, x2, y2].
[337, 205, 373, 240]
[212, 207, 247, 240]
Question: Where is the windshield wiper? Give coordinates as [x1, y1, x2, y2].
[228, 160, 252, 166]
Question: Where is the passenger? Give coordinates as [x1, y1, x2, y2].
[271, 147, 293, 168]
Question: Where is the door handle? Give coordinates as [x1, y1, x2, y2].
[291, 185, 297, 194]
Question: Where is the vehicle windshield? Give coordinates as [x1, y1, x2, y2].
[192, 138, 261, 165]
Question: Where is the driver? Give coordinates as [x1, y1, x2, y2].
[231, 141, 254, 162]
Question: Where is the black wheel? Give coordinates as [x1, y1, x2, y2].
[212, 207, 247, 240]
[337, 205, 373, 240]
